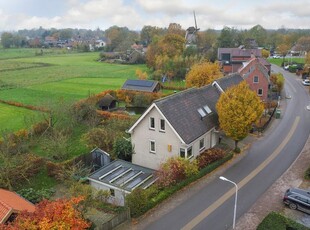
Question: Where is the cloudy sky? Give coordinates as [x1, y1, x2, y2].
[0, 0, 309, 31]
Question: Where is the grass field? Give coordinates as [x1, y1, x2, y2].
[0, 49, 146, 130]
[0, 103, 42, 131]
[268, 57, 305, 66]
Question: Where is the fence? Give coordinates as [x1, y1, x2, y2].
[99, 208, 130, 230]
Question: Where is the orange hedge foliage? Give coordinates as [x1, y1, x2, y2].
[0, 99, 48, 112]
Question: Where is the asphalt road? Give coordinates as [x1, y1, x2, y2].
[144, 65, 310, 230]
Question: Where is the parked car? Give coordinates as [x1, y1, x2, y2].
[302, 79, 310, 86]
[283, 188, 310, 214]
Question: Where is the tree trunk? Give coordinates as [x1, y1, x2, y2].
[234, 140, 239, 151]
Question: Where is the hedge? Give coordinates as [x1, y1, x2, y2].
[257, 212, 309, 230]
[127, 152, 234, 218]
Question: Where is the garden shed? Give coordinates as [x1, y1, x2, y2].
[97, 94, 118, 110]
[88, 159, 157, 206]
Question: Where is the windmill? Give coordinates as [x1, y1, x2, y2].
[185, 11, 200, 47]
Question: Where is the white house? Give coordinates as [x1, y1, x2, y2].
[128, 73, 244, 170]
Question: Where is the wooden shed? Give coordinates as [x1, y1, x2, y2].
[97, 94, 118, 110]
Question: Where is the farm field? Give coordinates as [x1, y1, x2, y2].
[0, 48, 145, 131]
[0, 103, 42, 131]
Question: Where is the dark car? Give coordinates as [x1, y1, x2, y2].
[283, 188, 310, 214]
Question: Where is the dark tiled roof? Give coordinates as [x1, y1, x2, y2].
[218, 48, 262, 60]
[88, 159, 157, 192]
[215, 73, 244, 91]
[122, 79, 160, 92]
[258, 57, 271, 66]
[154, 74, 243, 144]
[155, 86, 219, 144]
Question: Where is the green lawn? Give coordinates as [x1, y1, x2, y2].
[0, 102, 42, 132]
[268, 57, 305, 66]
[0, 51, 146, 130]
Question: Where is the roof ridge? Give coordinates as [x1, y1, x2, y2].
[154, 87, 197, 103]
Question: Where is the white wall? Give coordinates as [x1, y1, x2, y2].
[131, 107, 181, 170]
[131, 107, 219, 170]
[89, 181, 126, 206]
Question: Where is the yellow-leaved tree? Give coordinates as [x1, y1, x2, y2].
[185, 60, 222, 88]
[216, 81, 264, 151]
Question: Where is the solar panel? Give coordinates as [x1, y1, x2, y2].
[203, 105, 212, 114]
[125, 173, 151, 190]
[197, 108, 206, 117]
[126, 80, 154, 87]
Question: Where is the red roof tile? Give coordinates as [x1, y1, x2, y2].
[0, 189, 35, 224]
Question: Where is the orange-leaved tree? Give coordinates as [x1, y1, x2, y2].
[2, 196, 90, 230]
[185, 60, 222, 88]
[216, 81, 264, 151]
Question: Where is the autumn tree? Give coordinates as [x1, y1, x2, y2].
[2, 197, 90, 230]
[261, 49, 270, 58]
[216, 81, 264, 150]
[270, 73, 285, 94]
[185, 60, 222, 87]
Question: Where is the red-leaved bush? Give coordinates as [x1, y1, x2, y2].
[196, 148, 226, 170]
[156, 157, 198, 188]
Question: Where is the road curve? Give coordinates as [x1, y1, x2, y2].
[143, 64, 310, 230]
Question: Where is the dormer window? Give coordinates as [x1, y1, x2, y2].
[149, 117, 155, 130]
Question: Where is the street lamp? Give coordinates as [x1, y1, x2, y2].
[219, 176, 238, 229]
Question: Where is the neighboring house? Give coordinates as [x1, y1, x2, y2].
[0, 189, 35, 224]
[95, 39, 106, 48]
[238, 58, 270, 101]
[121, 80, 161, 93]
[97, 93, 118, 110]
[218, 47, 262, 74]
[88, 159, 157, 206]
[128, 74, 243, 170]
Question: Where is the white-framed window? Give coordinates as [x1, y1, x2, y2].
[199, 138, 205, 150]
[150, 140, 156, 153]
[149, 117, 155, 130]
[253, 76, 259, 83]
[160, 119, 165, 132]
[187, 147, 193, 158]
[180, 148, 186, 158]
[258, 88, 263, 96]
[179, 147, 193, 159]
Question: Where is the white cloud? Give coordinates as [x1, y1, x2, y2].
[0, 0, 310, 31]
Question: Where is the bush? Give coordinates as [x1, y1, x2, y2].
[156, 157, 199, 188]
[234, 147, 241, 153]
[126, 186, 159, 217]
[127, 153, 233, 218]
[18, 188, 55, 203]
[113, 137, 132, 161]
[257, 212, 309, 230]
[196, 148, 226, 169]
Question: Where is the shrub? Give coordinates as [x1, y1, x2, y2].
[113, 137, 132, 161]
[156, 157, 199, 188]
[32, 121, 49, 136]
[257, 212, 309, 230]
[196, 148, 226, 169]
[18, 188, 55, 204]
[234, 147, 241, 153]
[126, 186, 159, 217]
